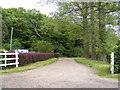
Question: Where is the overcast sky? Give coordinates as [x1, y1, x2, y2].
[0, 0, 57, 15]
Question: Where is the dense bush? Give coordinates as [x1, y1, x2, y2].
[30, 40, 54, 53]
[3, 39, 23, 50]
[18, 53, 59, 66]
[70, 47, 83, 57]
[0, 49, 5, 53]
[114, 45, 120, 74]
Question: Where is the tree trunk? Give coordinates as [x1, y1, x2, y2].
[90, 2, 96, 60]
[99, 53, 107, 61]
[98, 2, 107, 61]
[0, 14, 2, 49]
[83, 2, 90, 58]
[34, 27, 41, 38]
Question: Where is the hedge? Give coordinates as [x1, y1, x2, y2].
[6, 51, 60, 66]
[18, 53, 59, 66]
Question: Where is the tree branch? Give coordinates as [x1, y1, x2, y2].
[105, 8, 120, 14]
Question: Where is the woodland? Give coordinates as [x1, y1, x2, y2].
[1, 2, 120, 61]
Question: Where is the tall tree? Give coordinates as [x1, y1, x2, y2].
[89, 2, 96, 60]
[98, 2, 107, 60]
[2, 7, 44, 49]
[97, 2, 119, 60]
[82, 2, 90, 58]
[55, 2, 119, 60]
[0, 7, 2, 49]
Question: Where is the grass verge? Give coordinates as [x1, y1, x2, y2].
[0, 58, 57, 74]
[75, 57, 118, 79]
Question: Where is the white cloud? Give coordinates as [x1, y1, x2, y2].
[0, 0, 57, 15]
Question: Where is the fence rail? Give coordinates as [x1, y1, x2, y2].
[0, 51, 19, 67]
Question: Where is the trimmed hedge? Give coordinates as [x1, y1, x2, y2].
[6, 51, 60, 66]
[18, 53, 59, 66]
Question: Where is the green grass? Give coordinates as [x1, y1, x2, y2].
[75, 57, 118, 79]
[0, 58, 57, 74]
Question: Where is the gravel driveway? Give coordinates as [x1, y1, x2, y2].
[0, 58, 118, 88]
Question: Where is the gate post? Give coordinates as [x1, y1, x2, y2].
[4, 51, 7, 67]
[111, 52, 114, 74]
[15, 51, 19, 68]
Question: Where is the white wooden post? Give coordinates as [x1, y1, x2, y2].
[4, 51, 7, 67]
[111, 52, 114, 74]
[15, 51, 19, 68]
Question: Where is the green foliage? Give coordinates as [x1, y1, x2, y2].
[30, 40, 54, 53]
[54, 43, 66, 55]
[12, 39, 23, 49]
[39, 17, 83, 56]
[1, 4, 119, 59]
[114, 40, 120, 73]
[3, 43, 10, 50]
[2, 7, 44, 49]
[3, 39, 23, 50]
[71, 47, 83, 57]
[0, 49, 5, 53]
[55, 2, 119, 60]
[65, 47, 83, 57]
[0, 49, 5, 59]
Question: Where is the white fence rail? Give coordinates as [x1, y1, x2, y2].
[0, 51, 19, 67]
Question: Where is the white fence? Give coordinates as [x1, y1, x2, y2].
[0, 51, 19, 67]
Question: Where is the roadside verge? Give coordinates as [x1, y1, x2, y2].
[75, 57, 118, 79]
[0, 58, 57, 74]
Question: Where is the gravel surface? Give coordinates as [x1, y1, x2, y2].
[0, 58, 118, 88]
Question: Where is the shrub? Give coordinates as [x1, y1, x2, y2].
[64, 47, 83, 57]
[70, 47, 83, 57]
[114, 40, 120, 74]
[0, 49, 5, 58]
[114, 46, 120, 74]
[18, 53, 59, 66]
[30, 40, 54, 53]
[3, 39, 23, 50]
[0, 49, 5, 53]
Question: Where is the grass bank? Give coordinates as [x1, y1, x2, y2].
[75, 57, 118, 79]
[0, 58, 57, 74]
